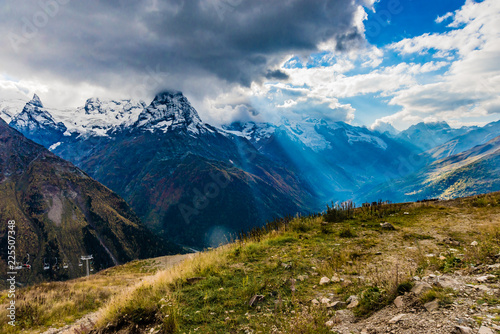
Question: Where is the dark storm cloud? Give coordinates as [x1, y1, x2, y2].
[0, 0, 366, 96]
[265, 70, 290, 81]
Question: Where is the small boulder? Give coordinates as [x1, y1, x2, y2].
[380, 222, 396, 230]
[454, 326, 473, 334]
[346, 295, 359, 309]
[477, 275, 495, 283]
[347, 299, 359, 309]
[319, 277, 331, 285]
[436, 276, 461, 291]
[471, 240, 478, 246]
[424, 300, 439, 312]
[411, 282, 432, 295]
[311, 299, 320, 306]
[331, 275, 341, 283]
[297, 274, 309, 281]
[327, 301, 346, 310]
[346, 295, 358, 303]
[393, 296, 404, 308]
[388, 314, 406, 324]
[325, 320, 335, 327]
[478, 326, 494, 334]
[321, 297, 331, 304]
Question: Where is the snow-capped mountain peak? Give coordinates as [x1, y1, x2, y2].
[370, 121, 399, 136]
[10, 94, 65, 132]
[30, 94, 44, 108]
[134, 90, 204, 134]
[9, 94, 67, 148]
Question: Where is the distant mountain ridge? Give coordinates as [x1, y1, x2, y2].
[396, 121, 475, 152]
[361, 135, 500, 203]
[2, 92, 499, 247]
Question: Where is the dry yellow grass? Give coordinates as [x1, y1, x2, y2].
[0, 255, 189, 333]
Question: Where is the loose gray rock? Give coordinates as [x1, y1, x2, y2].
[327, 301, 346, 310]
[347, 299, 359, 309]
[346, 295, 358, 304]
[393, 296, 404, 308]
[476, 275, 495, 282]
[424, 300, 439, 312]
[478, 326, 494, 334]
[380, 222, 396, 230]
[436, 276, 461, 290]
[321, 297, 331, 304]
[454, 326, 472, 334]
[388, 313, 406, 324]
[320, 276, 331, 285]
[411, 282, 432, 295]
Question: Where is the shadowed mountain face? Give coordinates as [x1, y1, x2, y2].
[0, 119, 179, 284]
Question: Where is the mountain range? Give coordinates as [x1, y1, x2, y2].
[0, 118, 178, 284]
[2, 92, 499, 248]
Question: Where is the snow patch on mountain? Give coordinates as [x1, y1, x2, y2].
[49, 142, 61, 151]
[50, 98, 146, 137]
[0, 97, 29, 124]
[224, 117, 389, 152]
[345, 130, 388, 150]
[221, 121, 277, 142]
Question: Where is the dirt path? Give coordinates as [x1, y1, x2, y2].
[40, 254, 192, 334]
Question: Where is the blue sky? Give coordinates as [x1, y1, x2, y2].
[0, 0, 498, 131]
[219, 0, 500, 131]
[365, 0, 466, 46]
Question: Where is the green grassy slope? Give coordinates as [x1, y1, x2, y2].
[93, 192, 500, 333]
[4, 192, 495, 333]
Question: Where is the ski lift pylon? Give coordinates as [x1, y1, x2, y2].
[22, 253, 31, 269]
[43, 258, 50, 270]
